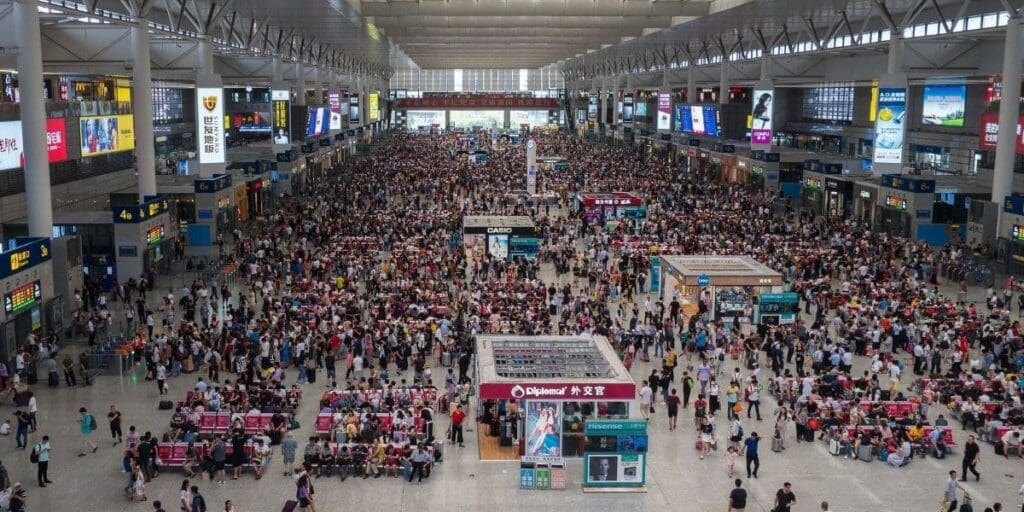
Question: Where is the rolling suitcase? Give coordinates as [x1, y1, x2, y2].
[433, 440, 444, 463]
[858, 444, 874, 462]
[441, 351, 451, 367]
[771, 437, 782, 452]
[281, 500, 298, 512]
[828, 439, 842, 456]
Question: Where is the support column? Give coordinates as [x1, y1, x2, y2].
[195, 35, 224, 178]
[887, 35, 904, 74]
[870, 33, 909, 176]
[359, 79, 369, 127]
[610, 79, 619, 125]
[760, 55, 772, 81]
[598, 79, 607, 126]
[992, 16, 1023, 212]
[15, 0, 52, 237]
[295, 62, 306, 106]
[687, 65, 697, 104]
[198, 36, 215, 75]
[132, 17, 156, 195]
[312, 67, 323, 106]
[272, 56, 283, 82]
[719, 57, 729, 105]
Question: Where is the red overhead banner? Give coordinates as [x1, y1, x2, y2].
[478, 382, 636, 400]
[396, 97, 561, 109]
[979, 112, 1024, 154]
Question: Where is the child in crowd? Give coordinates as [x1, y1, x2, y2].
[725, 446, 738, 478]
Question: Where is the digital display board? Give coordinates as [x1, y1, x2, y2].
[0, 118, 68, 170]
[80, 115, 135, 157]
[305, 107, 329, 138]
[676, 104, 720, 137]
[146, 225, 165, 246]
[233, 112, 271, 132]
[922, 83, 966, 127]
[885, 195, 908, 211]
[4, 280, 40, 315]
[328, 92, 342, 130]
[1013, 224, 1024, 241]
[196, 87, 225, 164]
[271, 89, 290, 145]
[0, 238, 50, 281]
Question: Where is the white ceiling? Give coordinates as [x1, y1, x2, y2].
[361, 0, 714, 69]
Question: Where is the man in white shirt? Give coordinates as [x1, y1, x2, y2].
[639, 381, 653, 419]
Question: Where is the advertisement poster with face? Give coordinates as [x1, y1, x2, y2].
[80, 115, 135, 157]
[487, 234, 509, 260]
[657, 93, 672, 130]
[587, 455, 618, 482]
[525, 401, 561, 457]
[873, 88, 907, 164]
[271, 89, 290, 145]
[750, 89, 774, 144]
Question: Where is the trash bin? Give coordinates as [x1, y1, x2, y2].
[534, 464, 551, 489]
[549, 462, 567, 490]
[519, 461, 536, 489]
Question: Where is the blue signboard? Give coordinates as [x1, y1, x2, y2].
[194, 173, 231, 194]
[697, 274, 710, 288]
[112, 195, 170, 224]
[1004, 196, 1024, 215]
[881, 174, 935, 193]
[0, 238, 50, 280]
[197, 209, 213, 220]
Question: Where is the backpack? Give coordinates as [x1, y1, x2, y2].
[88, 414, 97, 431]
[29, 444, 39, 464]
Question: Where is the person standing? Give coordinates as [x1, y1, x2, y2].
[962, 435, 981, 482]
[746, 378, 762, 421]
[945, 470, 961, 512]
[27, 394, 37, 432]
[281, 432, 298, 476]
[34, 435, 51, 487]
[774, 482, 797, 512]
[78, 407, 98, 456]
[728, 478, 747, 512]
[681, 371, 694, 408]
[14, 411, 29, 449]
[450, 404, 466, 447]
[742, 432, 761, 479]
[108, 405, 124, 446]
[666, 388, 681, 430]
[156, 361, 167, 396]
[211, 435, 227, 484]
[190, 485, 206, 512]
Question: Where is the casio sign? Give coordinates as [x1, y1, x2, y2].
[487, 227, 512, 234]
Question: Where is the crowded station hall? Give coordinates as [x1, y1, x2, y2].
[0, 0, 1023, 511]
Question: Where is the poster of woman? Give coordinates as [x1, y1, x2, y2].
[525, 401, 561, 457]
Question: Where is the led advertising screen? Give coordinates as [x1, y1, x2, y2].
[657, 93, 672, 131]
[635, 102, 648, 118]
[305, 107, 330, 138]
[0, 118, 68, 171]
[675, 105, 719, 136]
[79, 115, 135, 157]
[623, 94, 634, 123]
[750, 89, 774, 145]
[369, 93, 379, 121]
[196, 87, 225, 164]
[587, 94, 597, 119]
[328, 92, 342, 131]
[271, 89, 290, 145]
[873, 88, 907, 164]
[922, 84, 966, 127]
[233, 113, 271, 132]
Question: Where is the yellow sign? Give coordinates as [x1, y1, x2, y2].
[9, 250, 30, 272]
[369, 93, 379, 121]
[115, 86, 132, 103]
[868, 83, 879, 122]
[79, 115, 136, 157]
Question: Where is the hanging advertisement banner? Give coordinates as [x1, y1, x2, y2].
[328, 92, 342, 131]
[750, 89, 774, 145]
[922, 83, 966, 127]
[79, 115, 135, 157]
[196, 87, 225, 164]
[369, 93, 379, 121]
[979, 113, 1024, 154]
[656, 93, 671, 131]
[872, 88, 907, 164]
[272, 89, 290, 145]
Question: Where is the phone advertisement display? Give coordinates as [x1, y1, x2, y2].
[750, 89, 774, 145]
[922, 84, 966, 127]
[657, 93, 671, 130]
[525, 401, 561, 457]
[196, 87, 225, 164]
[369, 93, 379, 121]
[271, 89, 290, 145]
[873, 88, 907, 164]
[79, 115, 135, 157]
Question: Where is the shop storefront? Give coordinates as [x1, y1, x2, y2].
[462, 216, 541, 261]
[0, 238, 54, 361]
[824, 177, 854, 218]
[999, 196, 1024, 276]
[911, 144, 952, 173]
[657, 255, 784, 330]
[875, 175, 935, 239]
[475, 335, 637, 460]
[853, 181, 880, 226]
[801, 172, 826, 215]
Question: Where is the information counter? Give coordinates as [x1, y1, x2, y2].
[657, 255, 784, 329]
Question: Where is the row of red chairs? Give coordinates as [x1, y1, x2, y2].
[844, 425, 956, 446]
[315, 413, 425, 436]
[155, 442, 260, 468]
[193, 412, 289, 436]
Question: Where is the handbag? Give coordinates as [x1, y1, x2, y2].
[733, 402, 743, 413]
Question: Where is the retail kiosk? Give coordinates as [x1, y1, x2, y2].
[574, 192, 645, 222]
[462, 216, 540, 261]
[657, 255, 784, 329]
[475, 335, 637, 461]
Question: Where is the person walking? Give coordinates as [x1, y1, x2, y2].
[639, 380, 653, 419]
[33, 435, 51, 487]
[681, 371, 694, 408]
[78, 407, 98, 456]
[746, 379, 762, 421]
[742, 432, 761, 479]
[179, 480, 192, 512]
[727, 478, 747, 512]
[450, 404, 466, 447]
[666, 388, 681, 430]
[944, 470, 962, 512]
[774, 482, 797, 512]
[281, 432, 298, 476]
[108, 405, 123, 446]
[962, 435, 981, 482]
[190, 485, 206, 512]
